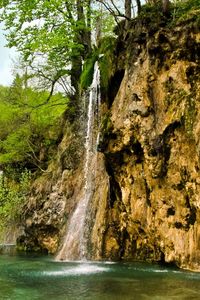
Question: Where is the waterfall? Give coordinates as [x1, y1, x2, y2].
[56, 62, 101, 261]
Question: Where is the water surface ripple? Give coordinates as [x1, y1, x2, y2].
[0, 255, 200, 300]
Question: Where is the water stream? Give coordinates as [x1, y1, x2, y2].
[56, 62, 101, 261]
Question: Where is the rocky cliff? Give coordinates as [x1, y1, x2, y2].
[18, 11, 200, 271]
[92, 12, 200, 271]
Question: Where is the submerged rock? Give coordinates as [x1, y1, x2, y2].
[0, 244, 16, 255]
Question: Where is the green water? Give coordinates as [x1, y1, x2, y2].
[0, 254, 200, 300]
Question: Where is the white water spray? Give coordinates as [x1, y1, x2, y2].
[56, 62, 101, 261]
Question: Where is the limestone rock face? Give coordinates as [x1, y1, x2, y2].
[96, 17, 200, 270]
[17, 121, 86, 254]
[17, 14, 200, 272]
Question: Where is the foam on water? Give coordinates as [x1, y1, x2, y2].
[42, 264, 108, 277]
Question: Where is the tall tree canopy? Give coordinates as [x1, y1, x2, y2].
[2, 0, 190, 100]
[0, 1, 139, 96]
[0, 0, 93, 96]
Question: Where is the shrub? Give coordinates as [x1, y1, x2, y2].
[0, 169, 31, 232]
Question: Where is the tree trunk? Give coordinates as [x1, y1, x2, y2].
[85, 0, 92, 54]
[71, 0, 92, 99]
[95, 12, 102, 46]
[135, 0, 141, 14]
[125, 0, 132, 29]
[71, 0, 85, 94]
[125, 0, 132, 19]
[162, 0, 170, 15]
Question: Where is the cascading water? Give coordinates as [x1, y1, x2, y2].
[56, 62, 101, 261]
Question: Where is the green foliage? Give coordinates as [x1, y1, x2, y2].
[0, 1, 118, 95]
[0, 1, 83, 66]
[0, 0, 97, 93]
[0, 77, 67, 169]
[140, 1, 163, 14]
[98, 36, 116, 91]
[139, 0, 200, 27]
[0, 125, 31, 164]
[92, 7, 116, 38]
[97, 112, 113, 152]
[80, 53, 98, 89]
[172, 0, 200, 21]
[0, 169, 31, 231]
[80, 36, 116, 91]
[140, 1, 164, 19]
[101, 112, 113, 135]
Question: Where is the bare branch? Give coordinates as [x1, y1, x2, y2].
[26, 140, 50, 173]
[95, 0, 131, 21]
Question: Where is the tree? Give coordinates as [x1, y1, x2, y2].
[0, 75, 67, 171]
[162, 0, 170, 15]
[0, 0, 93, 101]
[95, 0, 142, 20]
[125, 0, 132, 19]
